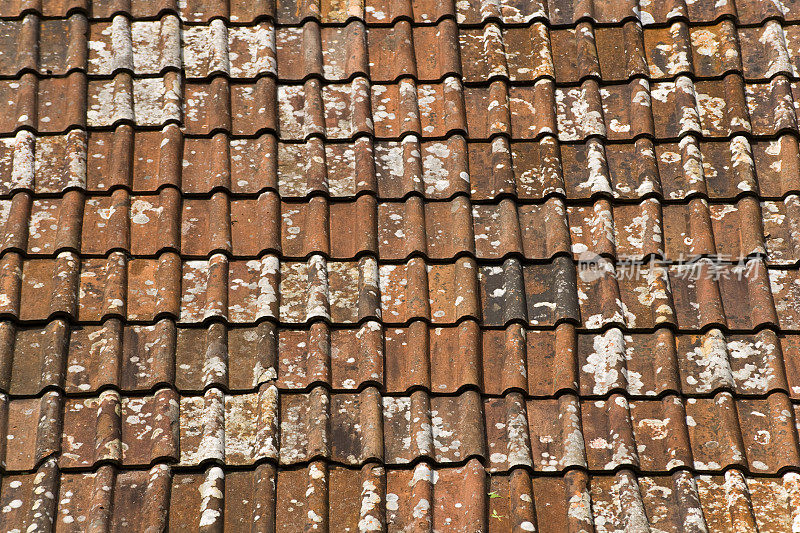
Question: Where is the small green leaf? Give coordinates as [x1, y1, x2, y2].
[487, 491, 501, 499]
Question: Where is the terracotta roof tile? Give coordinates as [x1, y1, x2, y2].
[277, 22, 365, 81]
[4, 463, 800, 531]
[4, 119, 800, 203]
[0, 254, 794, 329]
[5, 385, 800, 475]
[4, 0, 800, 26]
[460, 23, 554, 82]
[1, 319, 798, 398]
[2, 1, 800, 529]
[364, 20, 460, 82]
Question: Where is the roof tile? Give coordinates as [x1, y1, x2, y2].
[0, 319, 792, 397]
[1, 1, 800, 529]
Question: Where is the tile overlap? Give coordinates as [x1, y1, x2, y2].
[1, 0, 800, 531]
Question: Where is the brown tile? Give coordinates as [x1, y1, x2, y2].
[6, 466, 800, 533]
[465, 81, 512, 139]
[455, 0, 548, 24]
[524, 394, 586, 471]
[279, 387, 382, 465]
[184, 77, 276, 136]
[473, 198, 571, 260]
[89, 18, 136, 75]
[129, 16, 182, 74]
[0, 16, 86, 76]
[639, 0, 735, 25]
[546, 0, 641, 24]
[368, 21, 458, 82]
[2, 392, 62, 470]
[3, 1, 800, 529]
[668, 260, 727, 329]
[739, 393, 800, 472]
[85, 126, 176, 193]
[595, 22, 648, 81]
[119, 390, 180, 465]
[269, 462, 384, 532]
[655, 137, 707, 200]
[277, 137, 377, 198]
[630, 396, 692, 470]
[768, 267, 800, 329]
[379, 257, 478, 324]
[739, 21, 793, 80]
[651, 77, 703, 139]
[281, 195, 378, 258]
[695, 76, 751, 137]
[459, 23, 553, 83]
[568, 201, 616, 259]
[735, 0, 800, 25]
[279, 257, 378, 324]
[0, 459, 60, 531]
[784, 23, 800, 78]
[383, 390, 485, 464]
[278, 78, 370, 139]
[278, 22, 366, 81]
[179, 21, 277, 79]
[88, 73, 181, 128]
[0, 74, 86, 134]
[366, 0, 454, 24]
[577, 328, 675, 396]
[0, 320, 70, 395]
[581, 394, 640, 470]
[685, 393, 747, 470]
[698, 137, 759, 199]
[371, 78, 465, 139]
[695, 471, 800, 532]
[58, 464, 171, 531]
[763, 196, 800, 264]
[374, 136, 469, 199]
[550, 24, 601, 83]
[378, 196, 473, 259]
[779, 334, 800, 399]
[662, 199, 718, 258]
[508, 81, 557, 139]
[127, 253, 181, 321]
[412, 21, 461, 80]
[61, 391, 123, 468]
[752, 135, 800, 197]
[478, 257, 579, 327]
[691, 22, 742, 77]
[745, 77, 798, 136]
[644, 24, 692, 79]
[611, 199, 664, 259]
[604, 139, 661, 200]
[0, 0, 87, 16]
[77, 254, 128, 321]
[503, 137, 566, 199]
[179, 256, 284, 323]
[275, 321, 381, 390]
[588, 471, 655, 532]
[179, 387, 278, 466]
[709, 196, 766, 259]
[384, 320, 482, 393]
[0, 319, 270, 396]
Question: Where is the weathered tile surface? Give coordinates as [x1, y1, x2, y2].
[2, 1, 800, 531]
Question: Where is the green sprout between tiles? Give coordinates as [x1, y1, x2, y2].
[488, 491, 504, 521]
